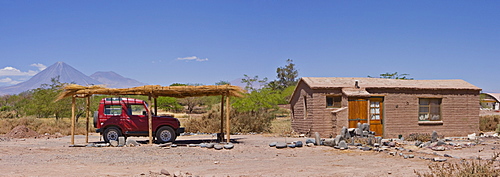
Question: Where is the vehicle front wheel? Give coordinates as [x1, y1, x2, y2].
[156, 126, 176, 143]
[103, 127, 121, 143]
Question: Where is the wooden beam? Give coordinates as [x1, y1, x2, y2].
[148, 94, 153, 144]
[226, 95, 231, 143]
[85, 96, 90, 143]
[71, 96, 76, 145]
[220, 95, 225, 142]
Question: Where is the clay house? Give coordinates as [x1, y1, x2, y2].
[290, 77, 481, 138]
[480, 93, 500, 110]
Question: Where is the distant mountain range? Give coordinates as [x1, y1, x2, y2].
[0, 62, 146, 95]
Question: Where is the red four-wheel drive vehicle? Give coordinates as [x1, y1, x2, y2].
[94, 98, 184, 143]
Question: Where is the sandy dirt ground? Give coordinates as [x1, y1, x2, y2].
[1, 133, 500, 177]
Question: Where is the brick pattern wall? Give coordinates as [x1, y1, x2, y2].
[368, 89, 480, 138]
[291, 84, 480, 138]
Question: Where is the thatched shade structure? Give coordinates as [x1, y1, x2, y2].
[57, 84, 245, 145]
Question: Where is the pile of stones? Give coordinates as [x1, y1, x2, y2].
[158, 142, 235, 150]
[322, 123, 381, 150]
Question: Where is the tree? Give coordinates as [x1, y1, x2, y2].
[274, 59, 299, 90]
[170, 83, 206, 114]
[241, 74, 267, 91]
[368, 72, 414, 80]
[215, 80, 230, 85]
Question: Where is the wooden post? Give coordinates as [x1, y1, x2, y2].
[220, 95, 225, 142]
[71, 96, 76, 145]
[154, 97, 158, 116]
[85, 96, 90, 143]
[148, 94, 153, 144]
[226, 94, 230, 143]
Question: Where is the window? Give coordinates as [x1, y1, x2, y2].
[128, 104, 147, 116]
[419, 98, 441, 121]
[370, 101, 381, 120]
[104, 105, 122, 115]
[326, 96, 342, 108]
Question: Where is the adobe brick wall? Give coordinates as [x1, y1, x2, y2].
[368, 89, 480, 138]
[291, 84, 480, 138]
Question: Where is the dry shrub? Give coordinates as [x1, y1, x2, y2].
[185, 106, 274, 134]
[479, 115, 500, 132]
[0, 111, 17, 118]
[406, 133, 437, 142]
[415, 153, 500, 177]
[0, 117, 90, 136]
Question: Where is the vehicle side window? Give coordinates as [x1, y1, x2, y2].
[128, 104, 147, 116]
[104, 105, 122, 115]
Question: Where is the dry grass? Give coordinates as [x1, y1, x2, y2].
[270, 117, 292, 136]
[0, 117, 91, 136]
[415, 153, 500, 177]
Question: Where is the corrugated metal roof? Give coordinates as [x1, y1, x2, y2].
[483, 93, 500, 102]
[301, 77, 481, 90]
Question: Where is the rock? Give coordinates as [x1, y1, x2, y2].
[158, 142, 172, 147]
[408, 154, 415, 158]
[160, 169, 170, 176]
[436, 140, 446, 146]
[269, 142, 277, 147]
[86, 143, 95, 147]
[415, 140, 422, 147]
[188, 144, 197, 147]
[223, 144, 234, 149]
[315, 132, 321, 146]
[362, 123, 370, 131]
[433, 158, 447, 162]
[431, 131, 438, 143]
[171, 144, 177, 148]
[323, 139, 336, 147]
[276, 142, 287, 149]
[305, 138, 316, 144]
[126, 139, 139, 147]
[374, 143, 380, 147]
[432, 146, 446, 151]
[288, 144, 296, 148]
[206, 143, 215, 148]
[340, 127, 348, 139]
[118, 137, 125, 146]
[389, 152, 396, 156]
[468, 133, 476, 140]
[294, 141, 303, 147]
[338, 140, 348, 149]
[214, 145, 223, 150]
[110, 140, 118, 147]
[444, 154, 452, 157]
[306, 143, 315, 147]
[354, 143, 362, 146]
[404, 155, 409, 159]
[355, 128, 362, 136]
[200, 143, 207, 148]
[362, 131, 369, 137]
[361, 146, 372, 151]
[334, 135, 343, 145]
[388, 141, 396, 147]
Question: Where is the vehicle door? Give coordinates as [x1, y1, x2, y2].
[123, 104, 149, 132]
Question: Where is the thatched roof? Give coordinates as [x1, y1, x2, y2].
[56, 84, 245, 101]
[300, 77, 481, 90]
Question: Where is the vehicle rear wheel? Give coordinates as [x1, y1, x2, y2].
[156, 126, 176, 143]
[103, 127, 121, 143]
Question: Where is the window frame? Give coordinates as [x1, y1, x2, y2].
[326, 95, 342, 108]
[418, 98, 442, 122]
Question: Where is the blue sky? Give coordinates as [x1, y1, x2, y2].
[1, 1, 499, 92]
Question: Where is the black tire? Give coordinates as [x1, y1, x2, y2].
[156, 126, 176, 143]
[103, 127, 121, 143]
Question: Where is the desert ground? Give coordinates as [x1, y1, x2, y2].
[1, 131, 500, 177]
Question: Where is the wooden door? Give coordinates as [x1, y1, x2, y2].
[348, 99, 368, 128]
[369, 97, 384, 136]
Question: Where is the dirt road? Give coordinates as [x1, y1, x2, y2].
[0, 133, 498, 177]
